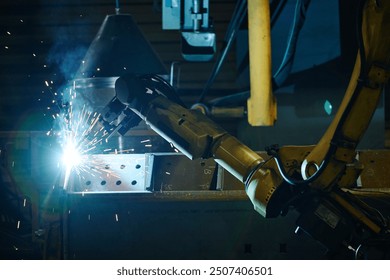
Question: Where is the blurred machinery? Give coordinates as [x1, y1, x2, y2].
[162, 0, 216, 61]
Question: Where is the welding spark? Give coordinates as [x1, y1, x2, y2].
[55, 97, 116, 190]
[62, 139, 82, 170]
[46, 81, 132, 192]
[61, 133, 84, 189]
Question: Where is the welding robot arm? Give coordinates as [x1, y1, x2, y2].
[115, 74, 286, 218]
[112, 0, 390, 256]
[114, 68, 390, 257]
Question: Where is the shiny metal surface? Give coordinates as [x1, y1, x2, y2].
[66, 154, 147, 193]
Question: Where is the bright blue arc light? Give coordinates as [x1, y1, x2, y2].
[62, 141, 82, 170]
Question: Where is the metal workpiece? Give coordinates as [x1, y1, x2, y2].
[61, 151, 233, 194]
[63, 154, 148, 193]
[61, 152, 250, 201]
[147, 153, 217, 192]
[67, 190, 248, 202]
[59, 149, 267, 201]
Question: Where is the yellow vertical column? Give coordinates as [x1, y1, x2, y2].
[247, 0, 276, 126]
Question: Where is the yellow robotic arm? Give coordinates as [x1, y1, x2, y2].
[302, 0, 390, 190]
[111, 0, 390, 257]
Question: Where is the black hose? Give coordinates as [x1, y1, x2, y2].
[273, 0, 312, 89]
[225, 0, 248, 41]
[198, 0, 248, 103]
[205, 0, 301, 107]
[267, 144, 336, 186]
[271, 0, 288, 26]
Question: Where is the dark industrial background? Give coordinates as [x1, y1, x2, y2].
[0, 0, 389, 259]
